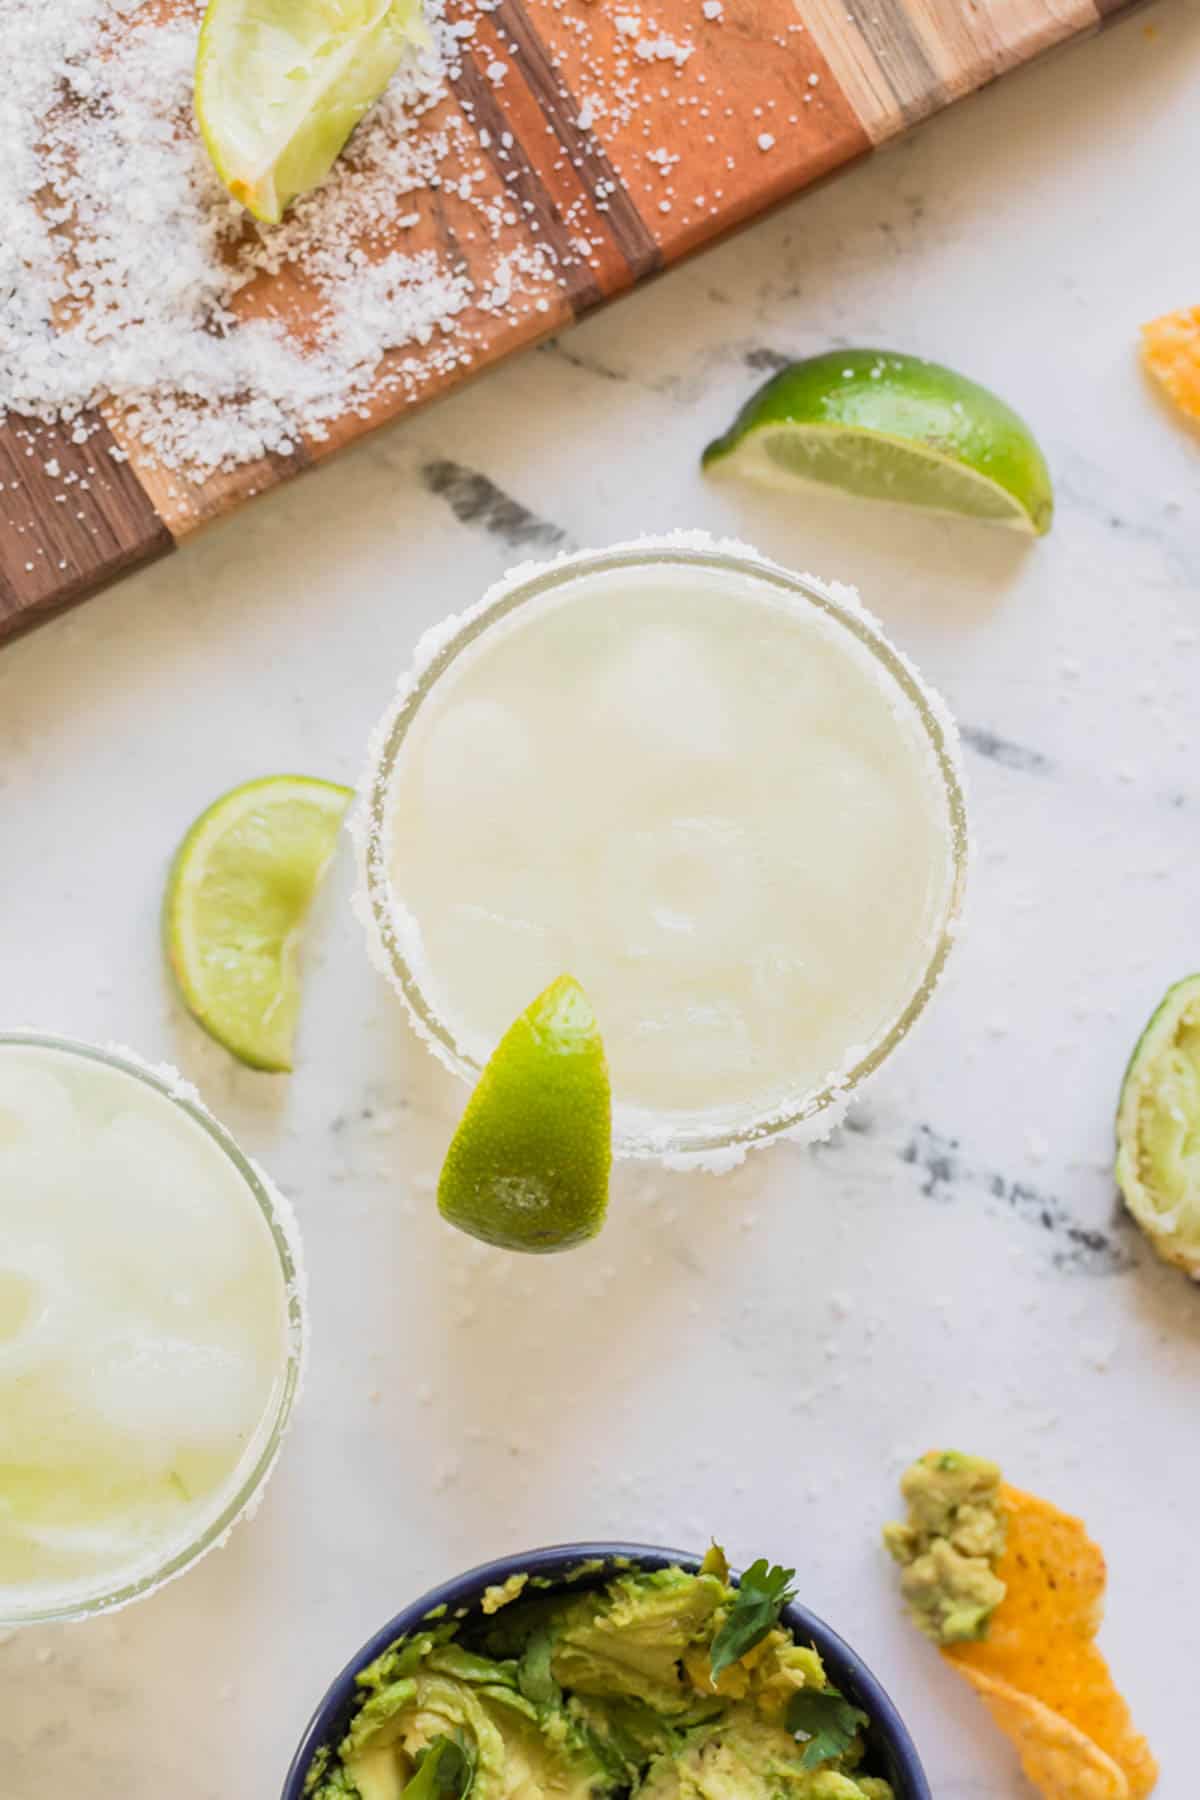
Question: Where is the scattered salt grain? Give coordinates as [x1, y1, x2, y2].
[635, 32, 694, 65]
[757, 132, 775, 151]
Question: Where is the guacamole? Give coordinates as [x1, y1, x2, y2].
[307, 1559, 894, 1800]
[882, 1451, 1007, 1645]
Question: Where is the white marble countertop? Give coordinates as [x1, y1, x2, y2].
[2, 4, 1199, 1793]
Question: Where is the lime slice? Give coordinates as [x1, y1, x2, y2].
[438, 976, 611, 1253]
[703, 350, 1053, 534]
[1116, 974, 1200, 1275]
[164, 776, 352, 1071]
[195, 0, 426, 224]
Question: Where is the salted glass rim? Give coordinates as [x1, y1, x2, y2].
[360, 543, 969, 1160]
[0, 1030, 304, 1626]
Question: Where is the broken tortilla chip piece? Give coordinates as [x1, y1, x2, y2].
[1141, 307, 1200, 424]
[946, 1485, 1158, 1799]
[958, 1667, 1129, 1800]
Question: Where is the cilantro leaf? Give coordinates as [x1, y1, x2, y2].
[403, 1733, 476, 1800]
[786, 1687, 869, 1771]
[709, 1558, 797, 1680]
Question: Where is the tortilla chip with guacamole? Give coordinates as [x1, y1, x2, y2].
[884, 1452, 1157, 1800]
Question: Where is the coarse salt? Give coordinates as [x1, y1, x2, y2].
[634, 32, 693, 66]
[0, 0, 556, 476]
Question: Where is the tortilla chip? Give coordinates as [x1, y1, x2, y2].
[959, 1667, 1129, 1800]
[946, 1486, 1158, 1799]
[1141, 307, 1200, 424]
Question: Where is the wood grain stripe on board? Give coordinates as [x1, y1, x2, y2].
[103, 413, 313, 541]
[0, 413, 172, 642]
[487, 0, 663, 287]
[801, 0, 1100, 141]
[802, 0, 943, 135]
[908, 0, 1100, 99]
[446, 3, 661, 308]
[527, 0, 874, 262]
[450, 54, 609, 313]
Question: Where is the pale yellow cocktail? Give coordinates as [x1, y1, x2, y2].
[359, 540, 967, 1162]
[0, 1036, 303, 1623]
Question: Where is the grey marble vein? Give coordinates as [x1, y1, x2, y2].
[539, 339, 630, 384]
[743, 347, 794, 374]
[959, 725, 1053, 776]
[422, 459, 571, 550]
[901, 1124, 1137, 1276]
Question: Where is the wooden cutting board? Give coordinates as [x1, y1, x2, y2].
[0, 0, 1136, 643]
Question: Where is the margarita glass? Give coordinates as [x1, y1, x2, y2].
[358, 538, 968, 1164]
[0, 1033, 304, 1625]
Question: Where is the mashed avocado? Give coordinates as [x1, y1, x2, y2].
[307, 1561, 893, 1800]
[882, 1451, 1007, 1644]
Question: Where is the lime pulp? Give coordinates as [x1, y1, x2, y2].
[195, 0, 426, 224]
[1115, 974, 1200, 1276]
[164, 775, 352, 1071]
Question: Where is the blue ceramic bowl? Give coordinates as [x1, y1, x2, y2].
[282, 1543, 931, 1799]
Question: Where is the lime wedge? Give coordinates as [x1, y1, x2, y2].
[164, 776, 352, 1071]
[438, 976, 611, 1253]
[1116, 974, 1200, 1276]
[195, 0, 426, 224]
[703, 350, 1053, 534]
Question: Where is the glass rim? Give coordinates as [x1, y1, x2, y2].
[359, 542, 970, 1160]
[0, 1030, 305, 1627]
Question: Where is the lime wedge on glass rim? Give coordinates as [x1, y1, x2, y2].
[164, 776, 352, 1071]
[703, 350, 1054, 534]
[1115, 974, 1200, 1276]
[195, 0, 427, 224]
[438, 976, 612, 1254]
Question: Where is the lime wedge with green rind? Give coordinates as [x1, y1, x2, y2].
[438, 976, 611, 1254]
[164, 775, 352, 1072]
[195, 0, 427, 225]
[1116, 974, 1200, 1275]
[703, 350, 1053, 535]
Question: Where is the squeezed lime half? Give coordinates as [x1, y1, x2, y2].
[1116, 974, 1200, 1276]
[164, 775, 352, 1071]
[438, 976, 611, 1253]
[195, 0, 427, 224]
[703, 350, 1053, 534]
